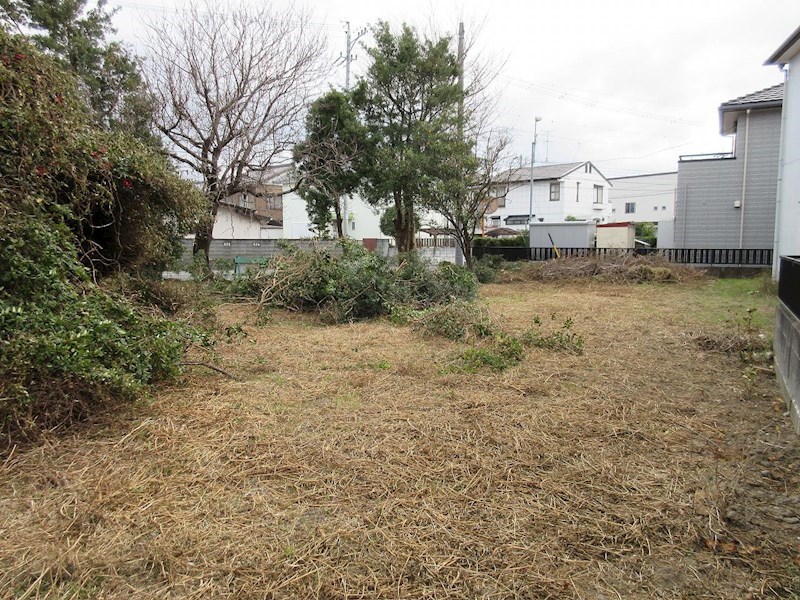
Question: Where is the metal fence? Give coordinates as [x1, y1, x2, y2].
[472, 246, 774, 266]
[779, 256, 800, 320]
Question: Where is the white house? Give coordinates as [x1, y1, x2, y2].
[766, 24, 800, 276]
[212, 165, 385, 241]
[607, 172, 677, 223]
[485, 162, 613, 231]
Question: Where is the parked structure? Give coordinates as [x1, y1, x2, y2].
[674, 84, 783, 249]
[487, 162, 612, 230]
[596, 222, 636, 248]
[766, 25, 800, 277]
[608, 172, 677, 223]
[529, 221, 597, 249]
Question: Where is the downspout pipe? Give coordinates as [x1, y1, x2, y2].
[772, 65, 789, 279]
[739, 108, 751, 249]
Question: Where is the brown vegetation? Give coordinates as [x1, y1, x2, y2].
[1, 280, 798, 598]
[494, 255, 706, 284]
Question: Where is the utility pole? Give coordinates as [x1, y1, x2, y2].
[341, 22, 366, 237]
[528, 116, 542, 228]
[455, 21, 465, 266]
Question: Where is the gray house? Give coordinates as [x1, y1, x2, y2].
[674, 84, 783, 249]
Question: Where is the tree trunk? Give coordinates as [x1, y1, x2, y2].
[462, 234, 473, 269]
[193, 193, 219, 270]
[334, 200, 344, 238]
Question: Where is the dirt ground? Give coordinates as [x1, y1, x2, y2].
[1, 279, 799, 599]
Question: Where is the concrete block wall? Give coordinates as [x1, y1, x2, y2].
[775, 301, 800, 433]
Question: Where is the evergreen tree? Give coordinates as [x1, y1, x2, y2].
[352, 22, 468, 253]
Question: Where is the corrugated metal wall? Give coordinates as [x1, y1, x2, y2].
[675, 108, 781, 249]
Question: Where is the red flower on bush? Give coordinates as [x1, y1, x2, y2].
[14, 53, 25, 61]
[122, 178, 132, 189]
[35, 165, 47, 176]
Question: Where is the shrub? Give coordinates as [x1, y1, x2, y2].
[0, 30, 203, 276]
[395, 253, 477, 307]
[521, 316, 585, 355]
[448, 334, 525, 373]
[415, 301, 495, 341]
[473, 254, 504, 283]
[0, 204, 199, 435]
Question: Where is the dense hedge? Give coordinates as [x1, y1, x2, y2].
[0, 31, 203, 435]
[473, 234, 528, 247]
[0, 30, 204, 275]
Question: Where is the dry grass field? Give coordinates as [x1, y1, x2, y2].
[2, 277, 799, 599]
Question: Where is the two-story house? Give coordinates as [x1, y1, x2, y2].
[674, 84, 783, 249]
[485, 162, 613, 231]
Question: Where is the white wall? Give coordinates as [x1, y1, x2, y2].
[608, 172, 677, 223]
[281, 190, 385, 240]
[774, 59, 800, 275]
[212, 206, 263, 239]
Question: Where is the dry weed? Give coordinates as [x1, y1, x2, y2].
[1, 282, 797, 599]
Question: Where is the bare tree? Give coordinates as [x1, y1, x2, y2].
[424, 20, 512, 268]
[432, 132, 513, 269]
[143, 2, 327, 262]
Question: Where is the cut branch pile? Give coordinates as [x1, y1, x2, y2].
[495, 255, 705, 284]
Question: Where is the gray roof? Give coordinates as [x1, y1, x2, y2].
[765, 24, 800, 66]
[718, 83, 784, 135]
[720, 83, 784, 110]
[496, 162, 586, 183]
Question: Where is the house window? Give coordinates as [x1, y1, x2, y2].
[549, 182, 560, 202]
[505, 215, 530, 225]
[662, 206, 667, 210]
[624, 202, 636, 214]
[653, 206, 658, 211]
[496, 197, 506, 208]
[351, 220, 356, 230]
[490, 216, 501, 226]
[593, 185, 603, 204]
[576, 181, 580, 202]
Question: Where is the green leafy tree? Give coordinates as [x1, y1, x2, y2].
[0, 0, 157, 143]
[0, 30, 203, 433]
[0, 29, 202, 274]
[379, 206, 420, 239]
[352, 22, 466, 253]
[635, 222, 657, 247]
[294, 90, 364, 238]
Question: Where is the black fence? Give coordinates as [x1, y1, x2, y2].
[779, 256, 800, 320]
[472, 246, 774, 266]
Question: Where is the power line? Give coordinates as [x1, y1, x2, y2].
[499, 75, 704, 126]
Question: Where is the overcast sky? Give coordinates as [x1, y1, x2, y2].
[109, 0, 800, 179]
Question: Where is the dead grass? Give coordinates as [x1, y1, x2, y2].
[1, 280, 799, 599]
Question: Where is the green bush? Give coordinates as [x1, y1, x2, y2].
[473, 254, 504, 283]
[415, 301, 494, 341]
[0, 30, 203, 276]
[449, 334, 525, 373]
[473, 234, 528, 247]
[521, 316, 585, 355]
[0, 205, 199, 433]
